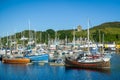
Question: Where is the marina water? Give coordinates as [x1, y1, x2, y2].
[0, 53, 120, 80]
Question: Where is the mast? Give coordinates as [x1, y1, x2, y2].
[34, 29, 36, 45]
[34, 29, 37, 52]
[87, 19, 90, 55]
[28, 20, 31, 48]
[55, 31, 57, 50]
[55, 31, 57, 45]
[99, 30, 101, 44]
[5, 33, 8, 58]
[10, 33, 12, 54]
[102, 33, 104, 54]
[73, 27, 75, 48]
[0, 36, 2, 50]
[29, 20, 30, 42]
[65, 35, 68, 45]
[14, 30, 17, 50]
[7, 33, 8, 47]
[40, 31, 42, 43]
[48, 33, 50, 47]
[22, 31, 24, 46]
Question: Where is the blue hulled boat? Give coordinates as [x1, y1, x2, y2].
[25, 53, 49, 63]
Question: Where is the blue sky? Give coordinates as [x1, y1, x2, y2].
[0, 0, 120, 36]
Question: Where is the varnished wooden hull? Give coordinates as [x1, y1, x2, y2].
[65, 58, 110, 69]
[2, 58, 30, 64]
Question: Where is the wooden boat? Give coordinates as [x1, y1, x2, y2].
[2, 58, 30, 64]
[65, 20, 111, 69]
[65, 57, 110, 69]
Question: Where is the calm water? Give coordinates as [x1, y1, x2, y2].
[0, 53, 120, 80]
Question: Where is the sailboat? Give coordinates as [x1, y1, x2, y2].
[24, 21, 49, 63]
[65, 20, 111, 69]
[2, 33, 30, 64]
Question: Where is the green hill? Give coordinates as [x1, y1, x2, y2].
[92, 22, 120, 29]
[89, 22, 120, 43]
[90, 22, 120, 34]
[1, 21, 120, 46]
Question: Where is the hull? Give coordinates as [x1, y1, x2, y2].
[2, 58, 30, 64]
[65, 58, 110, 69]
[25, 54, 49, 62]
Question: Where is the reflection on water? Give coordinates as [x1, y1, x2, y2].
[65, 67, 111, 74]
[0, 53, 120, 80]
[64, 67, 111, 80]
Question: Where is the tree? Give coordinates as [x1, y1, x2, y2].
[46, 29, 55, 39]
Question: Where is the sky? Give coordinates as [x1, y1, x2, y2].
[0, 0, 120, 37]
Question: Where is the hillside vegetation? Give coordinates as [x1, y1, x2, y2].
[1, 22, 120, 46]
[90, 22, 120, 43]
